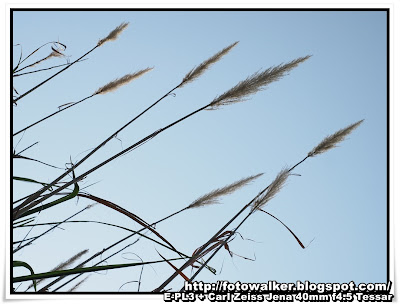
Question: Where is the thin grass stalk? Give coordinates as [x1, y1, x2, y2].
[13, 237, 35, 244]
[13, 94, 95, 136]
[13, 59, 88, 77]
[15, 220, 138, 234]
[13, 154, 62, 169]
[14, 141, 39, 155]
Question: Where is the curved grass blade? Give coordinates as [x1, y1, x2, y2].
[258, 208, 305, 249]
[13, 261, 37, 291]
[13, 176, 49, 187]
[18, 172, 79, 219]
[78, 193, 177, 251]
[13, 217, 36, 228]
[13, 154, 63, 169]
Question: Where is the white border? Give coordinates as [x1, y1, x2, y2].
[4, 1, 397, 303]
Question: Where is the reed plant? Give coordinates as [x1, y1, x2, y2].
[12, 20, 363, 293]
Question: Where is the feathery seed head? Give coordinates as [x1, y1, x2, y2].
[94, 68, 153, 95]
[308, 119, 364, 157]
[86, 203, 97, 210]
[252, 168, 290, 211]
[187, 173, 263, 209]
[67, 275, 91, 292]
[181, 41, 239, 87]
[208, 55, 311, 110]
[97, 22, 129, 46]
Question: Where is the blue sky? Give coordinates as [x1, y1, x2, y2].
[12, 10, 388, 292]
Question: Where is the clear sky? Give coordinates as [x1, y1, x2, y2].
[12, 10, 388, 293]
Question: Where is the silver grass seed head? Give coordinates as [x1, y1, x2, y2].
[308, 119, 364, 157]
[181, 41, 239, 87]
[208, 55, 311, 110]
[86, 203, 97, 210]
[252, 167, 290, 211]
[94, 67, 153, 95]
[97, 22, 129, 46]
[67, 275, 91, 292]
[187, 173, 263, 209]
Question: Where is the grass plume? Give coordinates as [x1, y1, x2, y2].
[94, 68, 153, 95]
[252, 167, 290, 211]
[97, 22, 129, 46]
[308, 119, 364, 157]
[26, 48, 66, 69]
[208, 55, 311, 110]
[187, 173, 263, 209]
[181, 41, 239, 86]
[50, 249, 88, 273]
[67, 275, 91, 292]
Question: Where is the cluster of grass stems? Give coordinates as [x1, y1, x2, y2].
[12, 22, 363, 292]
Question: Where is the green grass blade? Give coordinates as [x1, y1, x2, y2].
[13, 176, 47, 187]
[13, 261, 37, 291]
